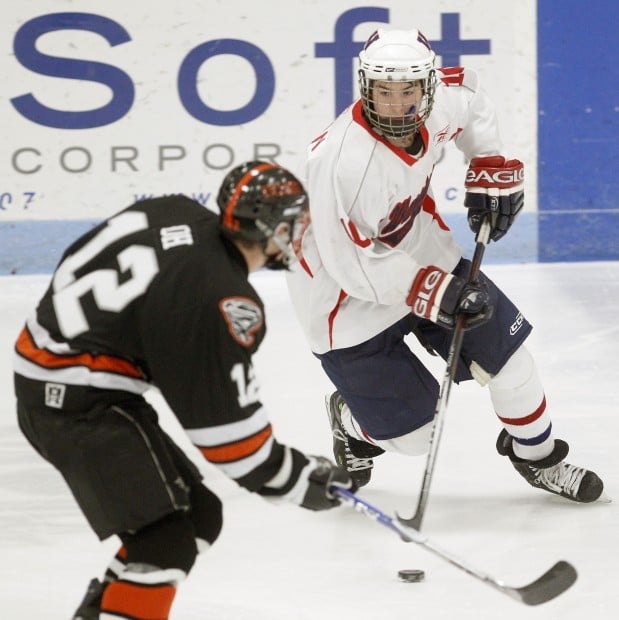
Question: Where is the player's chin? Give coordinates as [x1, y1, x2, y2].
[394, 118, 416, 127]
[380, 116, 412, 129]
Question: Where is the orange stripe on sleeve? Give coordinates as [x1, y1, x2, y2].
[15, 326, 144, 378]
[198, 424, 273, 463]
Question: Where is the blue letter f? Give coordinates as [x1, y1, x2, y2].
[315, 7, 389, 117]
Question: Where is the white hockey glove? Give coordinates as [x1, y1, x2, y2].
[407, 266, 492, 330]
[464, 156, 524, 241]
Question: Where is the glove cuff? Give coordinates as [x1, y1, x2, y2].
[259, 446, 311, 504]
[407, 266, 455, 322]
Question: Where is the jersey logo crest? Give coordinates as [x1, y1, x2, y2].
[219, 297, 263, 347]
[378, 176, 432, 247]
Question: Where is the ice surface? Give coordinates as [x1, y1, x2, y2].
[1, 262, 617, 619]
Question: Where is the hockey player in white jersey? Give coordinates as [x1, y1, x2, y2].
[286, 27, 604, 502]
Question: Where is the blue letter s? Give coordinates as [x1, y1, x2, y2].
[11, 13, 134, 129]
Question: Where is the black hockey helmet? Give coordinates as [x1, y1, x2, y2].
[217, 161, 309, 268]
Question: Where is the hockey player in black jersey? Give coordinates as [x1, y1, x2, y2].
[13, 161, 354, 620]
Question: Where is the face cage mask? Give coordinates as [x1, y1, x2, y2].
[255, 207, 307, 271]
[360, 72, 437, 140]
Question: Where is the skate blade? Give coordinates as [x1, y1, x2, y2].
[597, 491, 613, 504]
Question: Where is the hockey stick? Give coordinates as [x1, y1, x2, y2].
[331, 485, 577, 606]
[397, 217, 492, 530]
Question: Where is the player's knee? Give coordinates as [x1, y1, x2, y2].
[373, 421, 434, 456]
[121, 510, 199, 574]
[189, 484, 223, 550]
[489, 345, 535, 389]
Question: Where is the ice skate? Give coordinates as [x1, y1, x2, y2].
[72, 578, 106, 620]
[497, 430, 604, 503]
[326, 391, 384, 488]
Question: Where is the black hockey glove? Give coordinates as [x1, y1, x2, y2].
[300, 456, 356, 511]
[407, 266, 492, 330]
[464, 155, 524, 242]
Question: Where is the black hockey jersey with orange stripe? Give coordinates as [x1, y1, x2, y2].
[13, 195, 293, 491]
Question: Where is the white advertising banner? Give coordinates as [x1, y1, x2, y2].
[2, 0, 537, 221]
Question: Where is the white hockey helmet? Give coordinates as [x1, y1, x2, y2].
[358, 28, 437, 139]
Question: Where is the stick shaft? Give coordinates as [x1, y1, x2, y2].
[400, 219, 491, 530]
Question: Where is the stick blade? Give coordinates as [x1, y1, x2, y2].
[395, 512, 422, 532]
[504, 561, 577, 606]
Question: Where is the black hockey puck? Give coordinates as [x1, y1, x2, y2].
[397, 569, 425, 583]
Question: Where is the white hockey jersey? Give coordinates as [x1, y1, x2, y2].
[287, 67, 503, 354]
